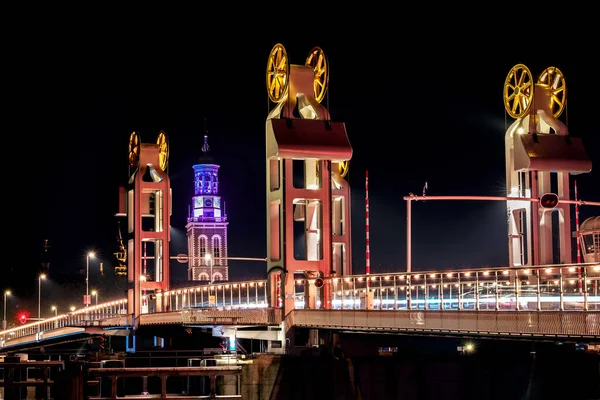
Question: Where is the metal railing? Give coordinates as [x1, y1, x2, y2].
[0, 300, 127, 346]
[314, 263, 600, 312]
[2, 264, 599, 348]
[157, 279, 268, 312]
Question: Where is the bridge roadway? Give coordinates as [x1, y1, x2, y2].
[2, 263, 600, 351]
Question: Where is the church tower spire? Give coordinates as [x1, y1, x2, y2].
[185, 129, 229, 282]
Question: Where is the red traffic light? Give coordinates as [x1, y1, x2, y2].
[540, 193, 559, 209]
[18, 313, 28, 324]
[314, 278, 324, 288]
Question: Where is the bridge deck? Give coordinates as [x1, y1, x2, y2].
[2, 263, 599, 350]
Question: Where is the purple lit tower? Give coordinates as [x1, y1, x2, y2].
[185, 135, 229, 282]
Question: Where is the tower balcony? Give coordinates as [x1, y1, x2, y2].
[187, 216, 228, 223]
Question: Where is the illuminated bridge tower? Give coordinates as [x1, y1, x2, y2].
[265, 43, 353, 314]
[503, 64, 591, 267]
[119, 131, 172, 328]
[186, 135, 229, 282]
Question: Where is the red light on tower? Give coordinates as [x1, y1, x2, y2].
[18, 312, 29, 324]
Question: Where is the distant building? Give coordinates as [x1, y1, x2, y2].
[185, 135, 229, 281]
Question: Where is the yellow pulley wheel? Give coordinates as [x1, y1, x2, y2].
[338, 160, 349, 178]
[305, 46, 329, 103]
[504, 64, 533, 118]
[266, 43, 289, 102]
[128, 131, 140, 168]
[538, 66, 567, 118]
[157, 130, 169, 171]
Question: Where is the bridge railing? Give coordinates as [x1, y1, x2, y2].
[155, 279, 268, 312]
[1, 279, 268, 348]
[305, 263, 600, 312]
[2, 265, 599, 347]
[0, 300, 128, 347]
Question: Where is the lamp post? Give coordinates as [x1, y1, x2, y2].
[38, 274, 46, 323]
[2, 290, 11, 331]
[51, 306, 57, 317]
[86, 252, 95, 307]
[92, 290, 98, 305]
[205, 253, 212, 283]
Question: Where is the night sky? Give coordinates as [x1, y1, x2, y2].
[5, 24, 598, 312]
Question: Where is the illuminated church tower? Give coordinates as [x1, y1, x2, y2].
[186, 135, 229, 281]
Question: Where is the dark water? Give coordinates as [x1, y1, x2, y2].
[274, 335, 600, 400]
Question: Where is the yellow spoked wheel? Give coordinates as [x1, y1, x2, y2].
[504, 64, 533, 118]
[537, 66, 567, 118]
[305, 46, 329, 103]
[266, 43, 289, 102]
[338, 160, 349, 178]
[128, 131, 140, 168]
[157, 131, 169, 171]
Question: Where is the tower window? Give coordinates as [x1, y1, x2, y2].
[199, 235, 208, 263]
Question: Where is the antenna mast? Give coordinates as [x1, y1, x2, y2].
[366, 170, 371, 281]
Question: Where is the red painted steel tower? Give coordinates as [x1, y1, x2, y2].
[265, 44, 353, 314]
[503, 64, 591, 266]
[119, 131, 172, 327]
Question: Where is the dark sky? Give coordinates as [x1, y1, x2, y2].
[6, 23, 599, 305]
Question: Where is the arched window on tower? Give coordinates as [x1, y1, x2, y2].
[198, 272, 209, 281]
[212, 235, 222, 264]
[199, 235, 208, 264]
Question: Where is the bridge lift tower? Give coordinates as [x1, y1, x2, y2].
[118, 131, 172, 333]
[265, 43, 353, 315]
[503, 64, 592, 267]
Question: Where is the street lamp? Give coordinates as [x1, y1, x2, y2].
[51, 306, 57, 317]
[91, 290, 98, 305]
[86, 252, 95, 307]
[38, 274, 46, 324]
[3, 290, 11, 331]
[70, 306, 76, 312]
[205, 253, 212, 283]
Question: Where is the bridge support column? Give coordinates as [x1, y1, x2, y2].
[126, 333, 136, 353]
[309, 329, 319, 347]
[265, 322, 286, 354]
